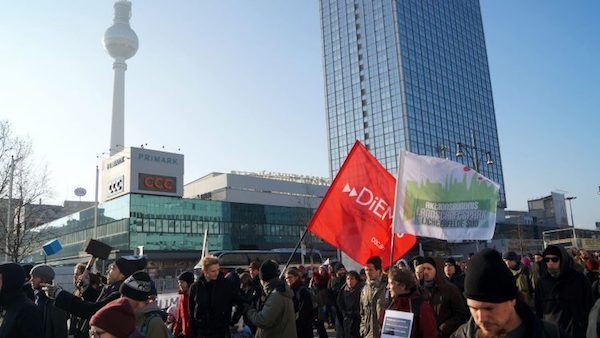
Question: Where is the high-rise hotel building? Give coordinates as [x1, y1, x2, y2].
[320, 0, 506, 206]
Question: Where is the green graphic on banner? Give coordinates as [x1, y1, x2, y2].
[403, 173, 498, 229]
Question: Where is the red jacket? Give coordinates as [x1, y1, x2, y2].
[379, 293, 438, 338]
[173, 291, 192, 338]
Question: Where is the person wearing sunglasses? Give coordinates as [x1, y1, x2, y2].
[535, 245, 593, 338]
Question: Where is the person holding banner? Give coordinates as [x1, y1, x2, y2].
[382, 269, 437, 338]
[452, 249, 565, 338]
[416, 257, 468, 338]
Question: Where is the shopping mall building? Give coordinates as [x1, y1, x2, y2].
[35, 147, 332, 278]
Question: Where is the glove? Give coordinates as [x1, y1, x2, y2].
[41, 283, 63, 299]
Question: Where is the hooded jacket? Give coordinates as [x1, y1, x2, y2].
[246, 278, 297, 338]
[451, 299, 566, 338]
[337, 282, 363, 338]
[0, 263, 43, 338]
[420, 258, 469, 338]
[381, 290, 438, 338]
[535, 245, 593, 338]
[135, 301, 171, 338]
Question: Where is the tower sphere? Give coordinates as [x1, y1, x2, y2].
[103, 0, 138, 60]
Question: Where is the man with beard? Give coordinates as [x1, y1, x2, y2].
[30, 264, 68, 338]
[0, 263, 43, 338]
[417, 257, 468, 338]
[452, 249, 565, 338]
[535, 245, 593, 338]
[502, 251, 534, 309]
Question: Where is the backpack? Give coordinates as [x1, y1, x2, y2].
[140, 310, 173, 338]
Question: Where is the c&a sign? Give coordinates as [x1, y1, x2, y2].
[138, 173, 177, 193]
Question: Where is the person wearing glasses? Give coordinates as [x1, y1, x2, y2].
[535, 245, 593, 338]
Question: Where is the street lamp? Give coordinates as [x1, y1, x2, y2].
[455, 130, 495, 173]
[566, 196, 576, 227]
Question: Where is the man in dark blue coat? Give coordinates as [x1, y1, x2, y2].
[0, 263, 43, 338]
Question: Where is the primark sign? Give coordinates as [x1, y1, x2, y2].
[137, 152, 179, 165]
[101, 147, 184, 202]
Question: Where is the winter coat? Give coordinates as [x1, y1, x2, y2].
[188, 273, 244, 337]
[0, 263, 43, 338]
[381, 291, 437, 338]
[290, 281, 314, 338]
[447, 273, 464, 293]
[135, 302, 171, 338]
[359, 275, 387, 338]
[587, 298, 600, 338]
[34, 289, 68, 338]
[451, 299, 567, 338]
[535, 245, 593, 338]
[246, 278, 297, 338]
[173, 291, 192, 338]
[55, 280, 123, 319]
[511, 264, 535, 309]
[337, 282, 363, 338]
[421, 259, 469, 338]
[55, 280, 123, 338]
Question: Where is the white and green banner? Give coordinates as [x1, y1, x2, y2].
[392, 151, 500, 240]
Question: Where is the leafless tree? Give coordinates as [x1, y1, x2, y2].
[0, 120, 54, 262]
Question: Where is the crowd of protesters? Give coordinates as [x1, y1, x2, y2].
[1, 245, 600, 337]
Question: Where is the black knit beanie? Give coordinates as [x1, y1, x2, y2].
[421, 257, 437, 270]
[260, 260, 279, 281]
[334, 263, 346, 272]
[178, 271, 194, 285]
[543, 245, 562, 258]
[120, 271, 152, 301]
[464, 248, 518, 303]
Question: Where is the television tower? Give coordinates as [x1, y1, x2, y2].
[103, 0, 138, 155]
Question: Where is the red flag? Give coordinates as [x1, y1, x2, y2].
[308, 141, 416, 268]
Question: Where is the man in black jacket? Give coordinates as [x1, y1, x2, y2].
[535, 245, 593, 338]
[45, 255, 146, 338]
[0, 263, 43, 338]
[451, 249, 565, 338]
[30, 264, 68, 338]
[188, 255, 244, 338]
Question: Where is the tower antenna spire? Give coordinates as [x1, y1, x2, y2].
[103, 0, 138, 155]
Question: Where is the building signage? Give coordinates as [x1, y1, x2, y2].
[138, 173, 177, 193]
[106, 156, 126, 170]
[101, 147, 184, 202]
[107, 175, 125, 197]
[137, 153, 179, 165]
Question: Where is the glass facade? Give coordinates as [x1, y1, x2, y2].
[321, 0, 506, 207]
[38, 193, 323, 262]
